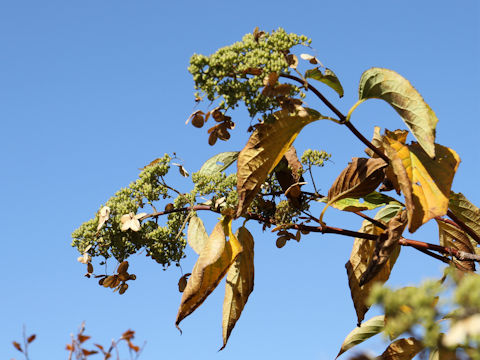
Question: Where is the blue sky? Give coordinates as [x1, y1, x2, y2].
[1, 1, 479, 359]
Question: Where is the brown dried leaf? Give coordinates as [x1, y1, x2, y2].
[243, 67, 262, 76]
[236, 107, 320, 218]
[12, 341, 22, 352]
[27, 334, 36, 343]
[208, 131, 218, 146]
[275, 146, 304, 208]
[377, 337, 423, 359]
[175, 216, 243, 329]
[436, 220, 476, 271]
[221, 227, 254, 350]
[82, 349, 98, 356]
[178, 273, 191, 292]
[286, 54, 298, 69]
[327, 157, 387, 206]
[117, 261, 129, 274]
[360, 211, 407, 287]
[383, 136, 460, 233]
[119, 283, 128, 294]
[78, 334, 91, 343]
[346, 205, 403, 324]
[263, 72, 279, 87]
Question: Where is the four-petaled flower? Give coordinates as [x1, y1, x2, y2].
[120, 212, 146, 232]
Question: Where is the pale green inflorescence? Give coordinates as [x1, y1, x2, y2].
[189, 28, 311, 119]
[301, 149, 331, 168]
[72, 154, 191, 267]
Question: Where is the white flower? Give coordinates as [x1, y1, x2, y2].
[97, 206, 111, 231]
[443, 314, 480, 347]
[120, 212, 147, 232]
[77, 245, 92, 264]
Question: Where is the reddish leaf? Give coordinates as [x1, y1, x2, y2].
[82, 349, 98, 356]
[12, 341, 23, 352]
[77, 334, 91, 343]
[128, 340, 140, 352]
[27, 334, 36, 343]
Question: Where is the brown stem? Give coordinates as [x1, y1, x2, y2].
[279, 73, 390, 162]
[139, 205, 214, 221]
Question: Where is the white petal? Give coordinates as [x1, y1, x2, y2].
[129, 219, 141, 232]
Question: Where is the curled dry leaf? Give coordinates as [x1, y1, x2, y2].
[221, 226, 254, 350]
[119, 283, 128, 295]
[359, 68, 438, 158]
[175, 216, 243, 330]
[382, 136, 460, 233]
[276, 236, 288, 248]
[274, 146, 304, 208]
[236, 107, 321, 218]
[27, 334, 36, 343]
[185, 110, 204, 125]
[117, 261, 129, 274]
[285, 54, 298, 69]
[178, 273, 191, 292]
[377, 337, 423, 360]
[436, 220, 476, 271]
[359, 211, 407, 287]
[328, 157, 387, 204]
[12, 341, 23, 352]
[449, 191, 480, 244]
[346, 204, 403, 324]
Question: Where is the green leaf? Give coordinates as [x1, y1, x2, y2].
[359, 68, 438, 158]
[319, 191, 402, 212]
[449, 192, 480, 244]
[375, 203, 405, 223]
[199, 151, 239, 175]
[305, 67, 344, 97]
[236, 107, 320, 218]
[336, 315, 385, 358]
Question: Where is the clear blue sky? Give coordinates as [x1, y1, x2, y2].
[1, 1, 479, 359]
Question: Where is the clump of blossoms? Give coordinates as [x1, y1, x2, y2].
[188, 27, 311, 119]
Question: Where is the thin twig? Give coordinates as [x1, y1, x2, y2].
[280, 73, 390, 163]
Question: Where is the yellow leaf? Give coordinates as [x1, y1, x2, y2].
[378, 337, 423, 359]
[383, 136, 460, 233]
[236, 107, 320, 218]
[187, 216, 208, 255]
[175, 216, 243, 330]
[221, 226, 254, 350]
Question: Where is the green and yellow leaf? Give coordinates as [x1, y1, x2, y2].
[319, 191, 402, 212]
[175, 216, 243, 329]
[305, 67, 344, 97]
[199, 151, 239, 175]
[377, 337, 423, 360]
[221, 226, 255, 350]
[359, 68, 438, 158]
[336, 315, 385, 358]
[236, 107, 320, 218]
[383, 136, 460, 233]
[187, 215, 209, 255]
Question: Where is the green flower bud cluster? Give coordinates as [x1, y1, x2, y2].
[189, 28, 311, 119]
[191, 171, 238, 210]
[301, 149, 331, 168]
[369, 282, 442, 348]
[72, 154, 187, 268]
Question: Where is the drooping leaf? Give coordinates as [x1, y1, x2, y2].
[383, 136, 460, 233]
[187, 216, 209, 255]
[359, 68, 438, 158]
[360, 211, 407, 287]
[274, 146, 304, 208]
[346, 204, 403, 324]
[236, 107, 320, 218]
[436, 220, 476, 271]
[336, 315, 385, 358]
[305, 67, 344, 97]
[320, 191, 402, 212]
[221, 226, 255, 350]
[327, 157, 387, 206]
[377, 337, 423, 360]
[449, 191, 480, 244]
[175, 216, 243, 329]
[199, 151, 239, 175]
